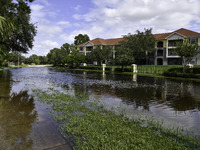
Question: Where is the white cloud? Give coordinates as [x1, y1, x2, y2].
[78, 0, 200, 34]
[29, 0, 200, 57]
[57, 21, 71, 27]
[38, 25, 62, 38]
[75, 5, 81, 11]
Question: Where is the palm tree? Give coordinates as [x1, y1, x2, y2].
[0, 16, 13, 41]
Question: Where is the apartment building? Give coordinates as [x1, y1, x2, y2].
[154, 28, 200, 65]
[77, 28, 200, 65]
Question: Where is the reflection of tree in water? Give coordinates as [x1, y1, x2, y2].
[0, 90, 37, 149]
[165, 82, 200, 111]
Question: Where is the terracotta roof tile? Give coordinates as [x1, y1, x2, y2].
[78, 37, 124, 46]
[174, 28, 200, 37]
[78, 28, 200, 46]
[154, 28, 200, 40]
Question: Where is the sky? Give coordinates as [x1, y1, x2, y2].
[27, 0, 200, 57]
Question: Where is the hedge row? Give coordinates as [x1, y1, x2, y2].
[163, 67, 200, 78]
[166, 67, 200, 74]
[79, 66, 112, 71]
[163, 72, 200, 79]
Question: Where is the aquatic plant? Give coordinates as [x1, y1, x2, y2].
[33, 89, 200, 150]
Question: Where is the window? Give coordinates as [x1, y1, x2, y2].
[86, 46, 93, 51]
[168, 40, 182, 47]
[190, 37, 198, 44]
[79, 47, 83, 51]
[168, 49, 177, 56]
[157, 41, 163, 48]
[157, 49, 163, 56]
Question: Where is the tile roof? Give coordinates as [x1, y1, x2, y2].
[78, 38, 124, 46]
[154, 28, 200, 40]
[78, 28, 200, 46]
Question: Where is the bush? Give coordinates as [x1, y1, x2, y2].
[163, 67, 200, 78]
[79, 66, 102, 70]
[114, 67, 132, 72]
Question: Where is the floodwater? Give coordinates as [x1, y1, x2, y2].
[0, 67, 200, 149]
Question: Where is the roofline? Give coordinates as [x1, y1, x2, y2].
[164, 32, 186, 39]
[82, 41, 94, 47]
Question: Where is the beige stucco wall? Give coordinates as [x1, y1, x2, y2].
[198, 37, 200, 45]
[155, 40, 167, 47]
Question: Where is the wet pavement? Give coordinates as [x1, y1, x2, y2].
[0, 69, 71, 150]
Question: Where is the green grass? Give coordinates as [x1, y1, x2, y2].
[33, 89, 200, 150]
[8, 64, 28, 68]
[0, 67, 5, 71]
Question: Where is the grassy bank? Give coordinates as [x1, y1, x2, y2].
[34, 89, 200, 150]
[48, 65, 181, 74]
[0, 67, 5, 71]
[8, 64, 28, 68]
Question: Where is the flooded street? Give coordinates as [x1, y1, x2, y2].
[0, 67, 200, 149]
[0, 68, 71, 150]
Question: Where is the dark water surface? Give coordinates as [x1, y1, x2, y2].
[0, 67, 200, 149]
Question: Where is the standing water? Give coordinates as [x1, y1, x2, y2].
[0, 67, 200, 149]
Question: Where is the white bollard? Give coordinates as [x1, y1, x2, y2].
[102, 64, 106, 72]
[132, 64, 137, 73]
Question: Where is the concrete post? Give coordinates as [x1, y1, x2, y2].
[102, 64, 106, 72]
[132, 64, 137, 73]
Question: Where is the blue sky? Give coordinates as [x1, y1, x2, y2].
[27, 0, 200, 56]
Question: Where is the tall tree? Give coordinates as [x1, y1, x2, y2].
[74, 34, 90, 45]
[175, 40, 200, 72]
[0, 0, 36, 54]
[115, 45, 134, 71]
[47, 48, 68, 66]
[61, 43, 71, 54]
[120, 28, 156, 65]
[86, 46, 112, 65]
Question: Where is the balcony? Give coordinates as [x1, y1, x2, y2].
[157, 49, 163, 57]
[168, 40, 183, 48]
[157, 41, 163, 48]
[168, 49, 178, 56]
[86, 46, 93, 52]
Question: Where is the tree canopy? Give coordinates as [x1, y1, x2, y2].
[0, 0, 36, 54]
[86, 46, 112, 65]
[175, 40, 200, 72]
[0, 16, 13, 41]
[74, 34, 90, 45]
[118, 28, 156, 65]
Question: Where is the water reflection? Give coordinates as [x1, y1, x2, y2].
[2, 67, 200, 133]
[0, 70, 37, 150]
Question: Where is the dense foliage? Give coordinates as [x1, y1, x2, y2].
[163, 66, 200, 78]
[115, 28, 156, 67]
[175, 40, 200, 72]
[0, 0, 36, 66]
[86, 46, 112, 65]
[74, 34, 90, 45]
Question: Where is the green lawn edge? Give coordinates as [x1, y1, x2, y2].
[33, 89, 200, 150]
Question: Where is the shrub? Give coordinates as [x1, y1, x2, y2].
[114, 67, 132, 72]
[163, 66, 200, 79]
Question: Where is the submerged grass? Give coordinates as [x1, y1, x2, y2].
[33, 89, 200, 150]
[0, 66, 5, 71]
